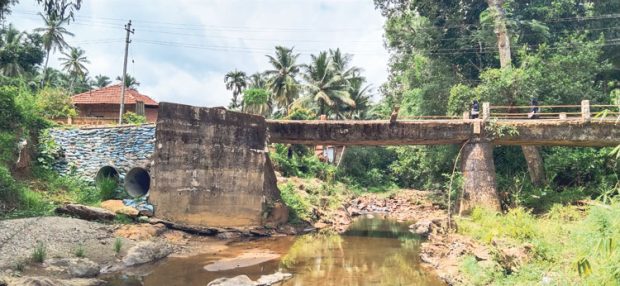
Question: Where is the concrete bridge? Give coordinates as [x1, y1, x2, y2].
[148, 102, 620, 228]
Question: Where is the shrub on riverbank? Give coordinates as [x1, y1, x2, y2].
[279, 178, 352, 224]
[456, 195, 620, 285]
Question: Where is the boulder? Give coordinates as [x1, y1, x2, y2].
[207, 275, 255, 286]
[277, 224, 297, 235]
[256, 272, 293, 285]
[49, 258, 100, 278]
[56, 204, 115, 221]
[114, 223, 166, 240]
[410, 220, 432, 237]
[100, 200, 139, 217]
[122, 241, 173, 266]
[68, 259, 100, 278]
[492, 239, 532, 272]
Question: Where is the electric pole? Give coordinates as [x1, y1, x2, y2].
[119, 20, 134, 124]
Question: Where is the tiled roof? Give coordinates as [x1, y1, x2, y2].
[72, 84, 158, 106]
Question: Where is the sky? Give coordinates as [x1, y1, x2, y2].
[7, 0, 390, 107]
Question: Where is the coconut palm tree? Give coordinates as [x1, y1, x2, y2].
[329, 48, 361, 81]
[265, 46, 300, 115]
[303, 51, 355, 118]
[0, 25, 25, 76]
[58, 47, 89, 91]
[248, 72, 268, 89]
[92, 74, 111, 88]
[34, 12, 73, 83]
[341, 77, 371, 119]
[224, 69, 247, 109]
[115, 74, 140, 89]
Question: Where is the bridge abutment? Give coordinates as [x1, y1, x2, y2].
[459, 140, 501, 215]
[149, 103, 284, 228]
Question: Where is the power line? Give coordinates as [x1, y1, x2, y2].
[14, 9, 620, 34]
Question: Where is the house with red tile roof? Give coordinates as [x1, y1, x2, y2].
[71, 84, 159, 124]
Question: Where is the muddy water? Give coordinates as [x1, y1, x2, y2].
[106, 215, 444, 286]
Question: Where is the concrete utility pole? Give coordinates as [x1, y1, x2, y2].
[119, 20, 134, 124]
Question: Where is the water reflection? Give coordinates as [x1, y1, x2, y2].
[105, 215, 443, 286]
[280, 216, 441, 286]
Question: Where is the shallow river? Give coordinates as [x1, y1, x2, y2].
[106, 215, 444, 286]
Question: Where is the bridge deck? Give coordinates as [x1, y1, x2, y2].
[266, 119, 620, 147]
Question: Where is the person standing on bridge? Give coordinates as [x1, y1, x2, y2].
[470, 100, 480, 119]
[528, 98, 540, 119]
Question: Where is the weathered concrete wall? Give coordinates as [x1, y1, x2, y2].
[48, 125, 155, 181]
[149, 103, 281, 228]
[458, 140, 501, 215]
[267, 119, 620, 147]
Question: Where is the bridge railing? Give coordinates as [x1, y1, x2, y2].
[482, 100, 620, 121]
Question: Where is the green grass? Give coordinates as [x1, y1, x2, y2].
[96, 176, 119, 201]
[14, 260, 25, 272]
[457, 197, 620, 285]
[2, 166, 101, 218]
[31, 242, 46, 263]
[75, 244, 85, 258]
[113, 237, 123, 255]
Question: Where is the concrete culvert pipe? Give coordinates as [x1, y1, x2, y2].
[95, 166, 120, 185]
[124, 167, 151, 198]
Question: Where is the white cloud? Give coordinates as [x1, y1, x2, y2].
[7, 0, 389, 107]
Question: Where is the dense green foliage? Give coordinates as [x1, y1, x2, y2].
[0, 83, 98, 217]
[122, 112, 147, 125]
[337, 0, 620, 208]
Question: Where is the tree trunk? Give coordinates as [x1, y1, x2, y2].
[521, 145, 546, 186]
[488, 0, 512, 68]
[41, 50, 50, 86]
[487, 0, 545, 186]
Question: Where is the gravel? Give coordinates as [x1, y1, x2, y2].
[0, 217, 135, 269]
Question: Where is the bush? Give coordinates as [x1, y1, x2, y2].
[0, 86, 22, 130]
[338, 146, 397, 190]
[279, 183, 313, 223]
[270, 143, 336, 180]
[0, 165, 21, 214]
[35, 88, 77, 119]
[122, 112, 147, 124]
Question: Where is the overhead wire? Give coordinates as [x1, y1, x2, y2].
[10, 10, 620, 56]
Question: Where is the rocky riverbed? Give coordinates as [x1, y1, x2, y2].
[0, 190, 498, 286]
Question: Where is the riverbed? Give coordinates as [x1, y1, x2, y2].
[106, 215, 444, 286]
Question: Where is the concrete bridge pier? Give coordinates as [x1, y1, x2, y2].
[458, 140, 501, 215]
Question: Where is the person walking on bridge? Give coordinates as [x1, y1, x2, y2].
[528, 98, 540, 119]
[470, 100, 480, 119]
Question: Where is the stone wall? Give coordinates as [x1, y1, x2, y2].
[48, 125, 155, 181]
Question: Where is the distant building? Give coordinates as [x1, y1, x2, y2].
[71, 84, 158, 125]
